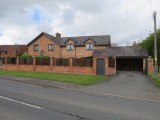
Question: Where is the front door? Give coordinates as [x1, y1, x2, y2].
[96, 58, 105, 75]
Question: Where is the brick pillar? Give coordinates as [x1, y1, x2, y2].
[93, 57, 97, 74]
[5, 57, 7, 70]
[33, 57, 36, 72]
[50, 57, 54, 72]
[69, 57, 73, 73]
[105, 58, 108, 75]
[147, 57, 153, 75]
[17, 57, 19, 71]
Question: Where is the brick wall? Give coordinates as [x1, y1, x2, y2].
[61, 44, 107, 58]
[2, 57, 95, 75]
[105, 58, 116, 75]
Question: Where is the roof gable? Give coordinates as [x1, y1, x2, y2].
[26, 32, 57, 47]
[65, 39, 75, 44]
[84, 38, 94, 44]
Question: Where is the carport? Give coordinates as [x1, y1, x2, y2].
[94, 46, 151, 75]
[116, 57, 143, 71]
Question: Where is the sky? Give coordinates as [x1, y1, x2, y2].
[0, 0, 160, 46]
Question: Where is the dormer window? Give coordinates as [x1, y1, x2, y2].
[86, 43, 93, 50]
[67, 44, 74, 51]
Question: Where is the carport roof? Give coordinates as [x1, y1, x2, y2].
[93, 46, 149, 58]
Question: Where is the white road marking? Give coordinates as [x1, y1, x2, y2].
[0, 95, 43, 109]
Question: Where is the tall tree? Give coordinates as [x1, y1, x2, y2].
[138, 29, 160, 65]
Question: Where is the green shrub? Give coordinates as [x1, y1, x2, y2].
[150, 73, 160, 88]
[20, 53, 32, 59]
[36, 55, 49, 59]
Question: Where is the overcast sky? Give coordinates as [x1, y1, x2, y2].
[0, 0, 160, 46]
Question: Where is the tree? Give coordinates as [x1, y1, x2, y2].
[138, 29, 160, 65]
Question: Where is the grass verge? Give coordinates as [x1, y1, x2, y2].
[0, 70, 106, 86]
[150, 73, 160, 88]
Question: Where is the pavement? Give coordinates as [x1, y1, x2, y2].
[0, 71, 160, 101]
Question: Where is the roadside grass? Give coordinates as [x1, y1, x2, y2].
[0, 70, 106, 86]
[150, 73, 160, 88]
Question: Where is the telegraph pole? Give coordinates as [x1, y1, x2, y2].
[153, 11, 158, 74]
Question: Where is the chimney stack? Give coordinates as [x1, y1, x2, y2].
[56, 32, 61, 40]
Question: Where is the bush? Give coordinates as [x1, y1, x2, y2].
[20, 53, 32, 59]
[150, 73, 160, 88]
[36, 55, 49, 59]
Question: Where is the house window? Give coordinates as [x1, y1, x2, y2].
[41, 50, 44, 56]
[34, 44, 39, 51]
[67, 44, 74, 51]
[5, 51, 7, 54]
[108, 58, 115, 68]
[86, 43, 93, 50]
[48, 44, 54, 51]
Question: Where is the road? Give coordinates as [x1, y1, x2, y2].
[0, 79, 160, 120]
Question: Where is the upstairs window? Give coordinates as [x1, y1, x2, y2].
[67, 44, 74, 51]
[34, 44, 39, 51]
[48, 44, 54, 51]
[86, 43, 93, 50]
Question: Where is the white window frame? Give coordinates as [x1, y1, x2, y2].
[67, 44, 74, 51]
[34, 44, 39, 51]
[86, 43, 93, 50]
[48, 44, 54, 51]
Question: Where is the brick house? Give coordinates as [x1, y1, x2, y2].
[0, 45, 27, 57]
[0, 45, 27, 65]
[2, 32, 152, 75]
[25, 32, 153, 75]
[26, 32, 111, 58]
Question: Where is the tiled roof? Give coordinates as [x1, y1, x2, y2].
[93, 46, 149, 58]
[0, 45, 27, 51]
[27, 32, 111, 47]
[58, 35, 111, 46]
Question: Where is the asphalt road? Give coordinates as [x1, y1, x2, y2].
[0, 79, 160, 120]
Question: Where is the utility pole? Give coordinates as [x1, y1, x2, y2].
[153, 11, 158, 74]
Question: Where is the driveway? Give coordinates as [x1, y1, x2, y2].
[80, 71, 160, 100]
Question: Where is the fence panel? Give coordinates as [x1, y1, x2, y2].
[54, 58, 70, 66]
[73, 58, 93, 67]
[36, 58, 50, 65]
[2, 58, 5, 64]
[7, 57, 16, 64]
[19, 58, 33, 65]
